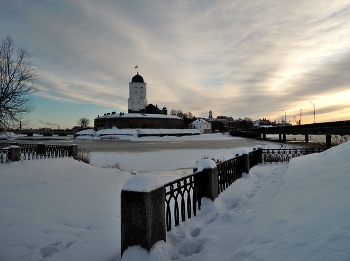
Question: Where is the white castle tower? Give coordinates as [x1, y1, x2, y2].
[128, 72, 147, 113]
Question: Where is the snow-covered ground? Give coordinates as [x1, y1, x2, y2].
[1, 138, 350, 260]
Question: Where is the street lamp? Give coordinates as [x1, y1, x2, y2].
[309, 101, 315, 124]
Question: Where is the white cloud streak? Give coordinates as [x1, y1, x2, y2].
[1, 0, 350, 124]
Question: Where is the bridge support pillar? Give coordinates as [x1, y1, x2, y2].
[305, 135, 309, 143]
[283, 134, 287, 142]
[279, 134, 282, 141]
[262, 133, 266, 140]
[326, 135, 332, 148]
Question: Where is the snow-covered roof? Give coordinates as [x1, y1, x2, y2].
[190, 118, 210, 125]
[95, 113, 182, 120]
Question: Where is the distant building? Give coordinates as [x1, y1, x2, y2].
[189, 118, 211, 133]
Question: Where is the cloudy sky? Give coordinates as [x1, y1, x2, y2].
[1, 0, 350, 129]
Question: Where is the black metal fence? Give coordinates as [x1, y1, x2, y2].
[262, 147, 327, 163]
[0, 142, 77, 163]
[164, 172, 200, 231]
[163, 147, 326, 231]
[217, 157, 242, 194]
[20, 144, 71, 160]
[0, 148, 9, 163]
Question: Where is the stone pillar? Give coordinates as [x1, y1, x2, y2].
[121, 174, 165, 256]
[262, 133, 266, 140]
[253, 145, 263, 164]
[193, 159, 218, 201]
[37, 143, 46, 155]
[69, 144, 78, 158]
[9, 145, 20, 161]
[279, 134, 282, 141]
[305, 135, 309, 143]
[326, 135, 332, 148]
[236, 149, 249, 174]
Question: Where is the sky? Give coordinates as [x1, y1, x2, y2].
[1, 134, 349, 260]
[1, 0, 350, 129]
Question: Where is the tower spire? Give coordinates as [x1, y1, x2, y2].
[135, 65, 138, 73]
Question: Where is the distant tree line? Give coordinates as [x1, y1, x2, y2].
[170, 110, 196, 126]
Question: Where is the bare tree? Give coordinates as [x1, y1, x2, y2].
[170, 109, 178, 116]
[0, 36, 38, 130]
[77, 118, 90, 129]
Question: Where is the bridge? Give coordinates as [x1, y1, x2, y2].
[231, 120, 350, 147]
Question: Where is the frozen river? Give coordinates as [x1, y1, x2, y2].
[9, 133, 292, 179]
[74, 134, 280, 177]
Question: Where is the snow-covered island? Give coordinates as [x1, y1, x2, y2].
[74, 128, 201, 140]
[1, 138, 350, 260]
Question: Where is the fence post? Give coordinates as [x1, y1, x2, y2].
[69, 144, 78, 158]
[121, 174, 165, 256]
[193, 159, 218, 201]
[37, 143, 46, 155]
[9, 145, 20, 161]
[236, 149, 249, 174]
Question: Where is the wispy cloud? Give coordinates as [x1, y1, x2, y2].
[1, 0, 350, 126]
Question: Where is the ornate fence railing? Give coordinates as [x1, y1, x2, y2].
[122, 146, 330, 255]
[19, 144, 71, 160]
[0, 148, 9, 163]
[0, 142, 16, 148]
[162, 147, 327, 231]
[0, 142, 77, 163]
[262, 147, 327, 163]
[217, 157, 242, 194]
[164, 172, 201, 231]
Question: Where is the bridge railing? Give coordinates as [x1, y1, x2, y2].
[254, 120, 350, 132]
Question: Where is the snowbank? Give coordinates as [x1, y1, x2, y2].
[1, 141, 350, 260]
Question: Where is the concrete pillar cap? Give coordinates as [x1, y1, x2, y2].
[194, 159, 216, 173]
[122, 173, 163, 192]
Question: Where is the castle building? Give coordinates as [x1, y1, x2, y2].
[94, 72, 184, 130]
[128, 73, 147, 113]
